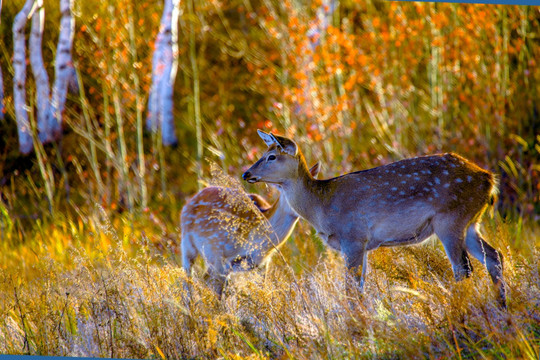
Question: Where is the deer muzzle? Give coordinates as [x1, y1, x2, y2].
[242, 171, 259, 183]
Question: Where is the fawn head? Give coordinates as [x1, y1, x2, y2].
[243, 130, 315, 185]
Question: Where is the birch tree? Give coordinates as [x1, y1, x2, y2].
[13, 0, 35, 154]
[50, 0, 75, 139]
[29, 0, 53, 143]
[147, 0, 180, 146]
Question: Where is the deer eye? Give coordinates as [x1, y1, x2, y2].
[267, 155, 276, 161]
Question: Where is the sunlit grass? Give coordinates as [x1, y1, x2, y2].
[1, 0, 539, 358]
[1, 202, 538, 358]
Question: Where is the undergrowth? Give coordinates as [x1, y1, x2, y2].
[0, 200, 538, 359]
[1, 2, 539, 358]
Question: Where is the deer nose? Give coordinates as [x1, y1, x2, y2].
[242, 171, 251, 181]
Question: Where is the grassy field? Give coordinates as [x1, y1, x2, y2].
[1, 0, 539, 358]
[1, 178, 539, 358]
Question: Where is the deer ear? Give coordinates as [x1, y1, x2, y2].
[309, 162, 321, 178]
[270, 133, 298, 156]
[269, 133, 285, 151]
[257, 130, 277, 147]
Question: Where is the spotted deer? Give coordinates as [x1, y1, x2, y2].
[243, 130, 506, 306]
[181, 163, 320, 295]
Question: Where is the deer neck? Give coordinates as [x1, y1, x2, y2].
[280, 159, 324, 226]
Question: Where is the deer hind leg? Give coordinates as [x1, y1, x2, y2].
[465, 224, 506, 307]
[434, 216, 473, 281]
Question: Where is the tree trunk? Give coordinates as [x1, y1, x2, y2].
[13, 0, 35, 154]
[147, 0, 180, 146]
[29, 0, 53, 143]
[50, 0, 75, 140]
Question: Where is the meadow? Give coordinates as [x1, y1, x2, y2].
[1, 0, 539, 358]
[1, 186, 539, 358]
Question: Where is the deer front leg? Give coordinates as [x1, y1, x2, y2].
[341, 238, 369, 292]
[204, 265, 227, 297]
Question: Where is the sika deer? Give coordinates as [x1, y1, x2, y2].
[181, 163, 320, 295]
[243, 130, 506, 306]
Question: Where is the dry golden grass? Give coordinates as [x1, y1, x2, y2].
[1, 1, 538, 358]
[0, 199, 538, 359]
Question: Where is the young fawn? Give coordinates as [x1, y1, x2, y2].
[181, 163, 320, 295]
[243, 130, 506, 306]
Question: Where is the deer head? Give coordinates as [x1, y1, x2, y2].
[242, 130, 310, 185]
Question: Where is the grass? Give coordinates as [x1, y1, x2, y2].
[0, 188, 538, 359]
[1, 0, 539, 358]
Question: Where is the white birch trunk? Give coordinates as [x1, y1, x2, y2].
[29, 0, 53, 143]
[147, 0, 180, 146]
[50, 0, 75, 140]
[13, 0, 35, 154]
